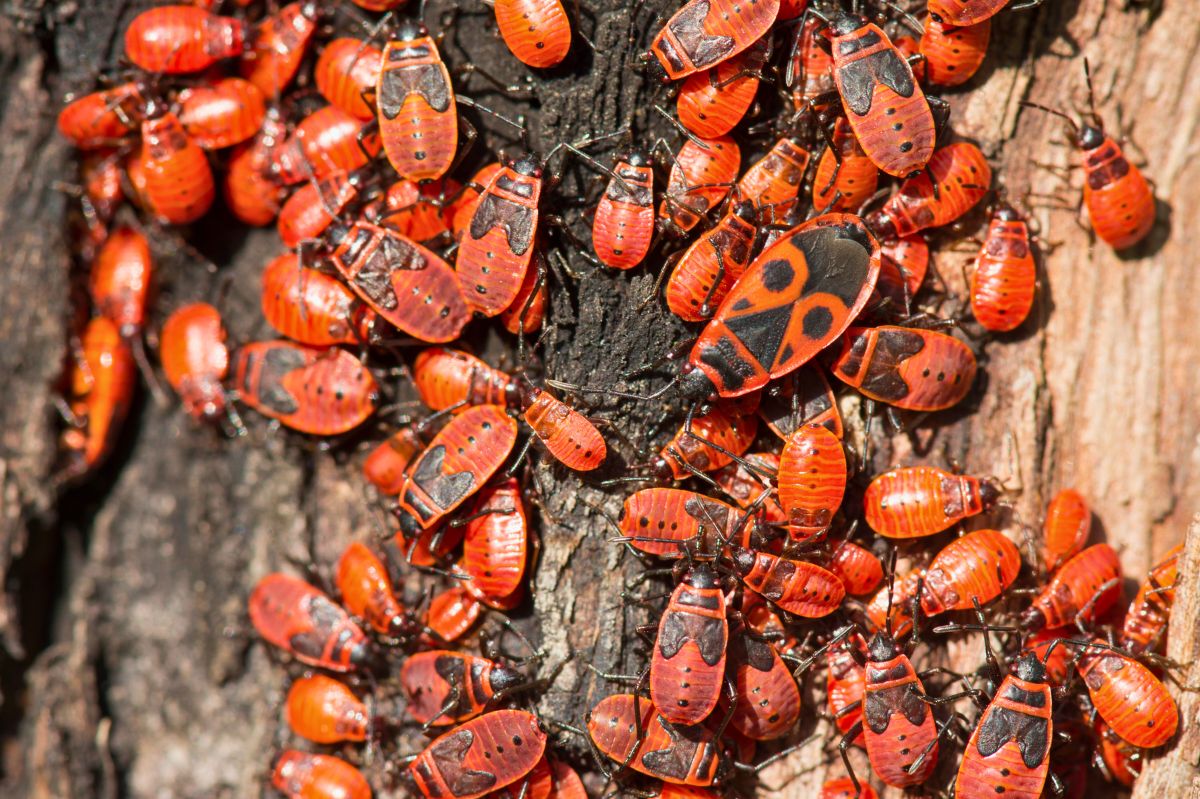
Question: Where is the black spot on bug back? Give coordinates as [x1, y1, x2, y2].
[760, 259, 795, 292]
[802, 306, 834, 340]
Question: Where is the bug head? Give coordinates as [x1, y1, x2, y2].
[678, 364, 718, 403]
[829, 11, 868, 37]
[979, 478, 1001, 511]
[867, 629, 899, 661]
[510, 153, 544, 178]
[1013, 650, 1048, 683]
[624, 148, 653, 168]
[684, 560, 721, 588]
[731, 200, 758, 224]
[1077, 124, 1105, 151]
[395, 18, 430, 41]
[993, 200, 1022, 223]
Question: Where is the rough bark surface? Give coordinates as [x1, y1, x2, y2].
[0, 0, 1198, 797]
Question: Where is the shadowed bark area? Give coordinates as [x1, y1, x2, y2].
[0, 0, 1197, 796]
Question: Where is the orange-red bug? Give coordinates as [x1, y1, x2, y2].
[500, 258, 547, 335]
[89, 225, 151, 336]
[812, 117, 880, 212]
[380, 177, 460, 242]
[787, 17, 835, 110]
[1120, 543, 1182, 654]
[495, 0, 572, 68]
[777, 422, 847, 543]
[401, 650, 525, 726]
[920, 529, 1021, 615]
[735, 136, 810, 223]
[646, 0, 780, 82]
[1019, 543, 1122, 632]
[248, 573, 371, 671]
[273, 104, 381, 186]
[864, 465, 998, 538]
[316, 38, 382, 121]
[650, 563, 728, 725]
[920, 15, 990, 87]
[124, 5, 245, 74]
[426, 585, 483, 642]
[855, 631, 939, 787]
[413, 347, 515, 411]
[57, 83, 143, 148]
[1042, 488, 1091, 573]
[618, 488, 753, 557]
[240, 1, 319, 98]
[286, 674, 370, 743]
[272, 751, 370, 799]
[159, 302, 229, 421]
[866, 141, 992, 240]
[138, 103, 215, 225]
[864, 569, 919, 638]
[829, 540, 884, 596]
[875, 233, 929, 311]
[593, 150, 655, 270]
[177, 76, 265, 150]
[277, 171, 361, 249]
[408, 709, 547, 799]
[665, 200, 758, 322]
[828, 13, 935, 178]
[1075, 644, 1177, 748]
[521, 386, 607, 471]
[676, 38, 768, 138]
[720, 610, 801, 740]
[970, 204, 1037, 331]
[827, 633, 867, 745]
[224, 108, 287, 226]
[392, 404, 519, 534]
[654, 402, 758, 479]
[682, 213, 880, 400]
[928, 0, 1025, 27]
[588, 693, 724, 786]
[336, 541, 410, 637]
[712, 452, 786, 525]
[326, 221, 470, 343]
[660, 134, 741, 233]
[954, 652, 1053, 799]
[730, 546, 845, 617]
[261, 253, 374, 346]
[377, 21, 458, 183]
[821, 777, 878, 799]
[460, 478, 529, 604]
[831, 325, 977, 412]
[456, 154, 544, 317]
[232, 341, 379, 435]
[759, 365, 843, 440]
[60, 317, 136, 477]
[547, 758, 586, 799]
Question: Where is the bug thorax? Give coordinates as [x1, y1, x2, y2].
[685, 562, 721, 589]
[1013, 651, 1047, 684]
[867, 630, 900, 662]
[979, 479, 1001, 511]
[1078, 125, 1105, 151]
[732, 200, 758, 224]
[1018, 605, 1046, 633]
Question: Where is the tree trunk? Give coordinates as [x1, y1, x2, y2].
[1, 0, 1198, 797]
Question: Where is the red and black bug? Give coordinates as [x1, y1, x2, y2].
[60, 317, 136, 477]
[758, 365, 843, 440]
[619, 488, 754, 557]
[365, 418, 444, 495]
[272, 750, 371, 799]
[224, 107, 287, 226]
[928, 0, 1038, 27]
[522, 385, 608, 471]
[401, 650, 526, 727]
[392, 404, 519, 535]
[829, 540, 884, 596]
[1020, 543, 1122, 632]
[677, 38, 768, 138]
[645, 0, 780, 82]
[138, 100, 215, 225]
[954, 652, 1053, 799]
[453, 162, 505, 239]
[971, 203, 1037, 332]
[57, 83, 143, 149]
[286, 674, 370, 743]
[495, 0, 572, 68]
[813, 117, 880, 213]
[326, 220, 470, 343]
[376, 21, 458, 183]
[649, 562, 728, 725]
[159, 302, 229, 422]
[272, 104, 380, 186]
[177, 76, 265, 150]
[1042, 488, 1091, 573]
[89, 225, 151, 337]
[593, 150, 655, 270]
[408, 709, 548, 799]
[864, 465, 1000, 538]
[248, 573, 371, 671]
[679, 213, 881, 400]
[665, 200, 758, 321]
[920, 528, 1021, 616]
[261, 253, 374, 346]
[588, 693, 724, 786]
[660, 134, 741, 233]
[721, 610, 801, 740]
[1120, 543, 1181, 654]
[336, 541, 412, 638]
[729, 547, 845, 617]
[830, 325, 978, 412]
[1075, 643, 1178, 748]
[828, 13, 936, 178]
[124, 5, 245, 74]
[777, 422, 847, 543]
[240, 1, 319, 97]
[866, 141, 992, 240]
[459, 478, 529, 606]
[653, 401, 758, 479]
[735, 136, 810, 224]
[414, 347, 515, 411]
[920, 15, 990, 87]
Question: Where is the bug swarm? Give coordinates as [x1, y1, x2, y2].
[51, 0, 1181, 796]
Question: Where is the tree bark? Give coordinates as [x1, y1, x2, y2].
[2, 0, 1199, 797]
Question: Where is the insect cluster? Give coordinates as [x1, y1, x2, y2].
[53, 0, 1177, 796]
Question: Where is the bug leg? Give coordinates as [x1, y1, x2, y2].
[640, 249, 682, 311]
[928, 95, 952, 142]
[420, 684, 463, 732]
[1074, 577, 1121, 636]
[904, 712, 956, 776]
[542, 214, 605, 268]
[697, 247, 728, 318]
[454, 62, 535, 98]
[837, 721, 867, 798]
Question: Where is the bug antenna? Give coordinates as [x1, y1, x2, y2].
[1082, 58, 1101, 127]
[653, 105, 709, 149]
[1019, 101, 1079, 137]
[545, 375, 680, 402]
[882, 1, 924, 35]
[883, 546, 898, 636]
